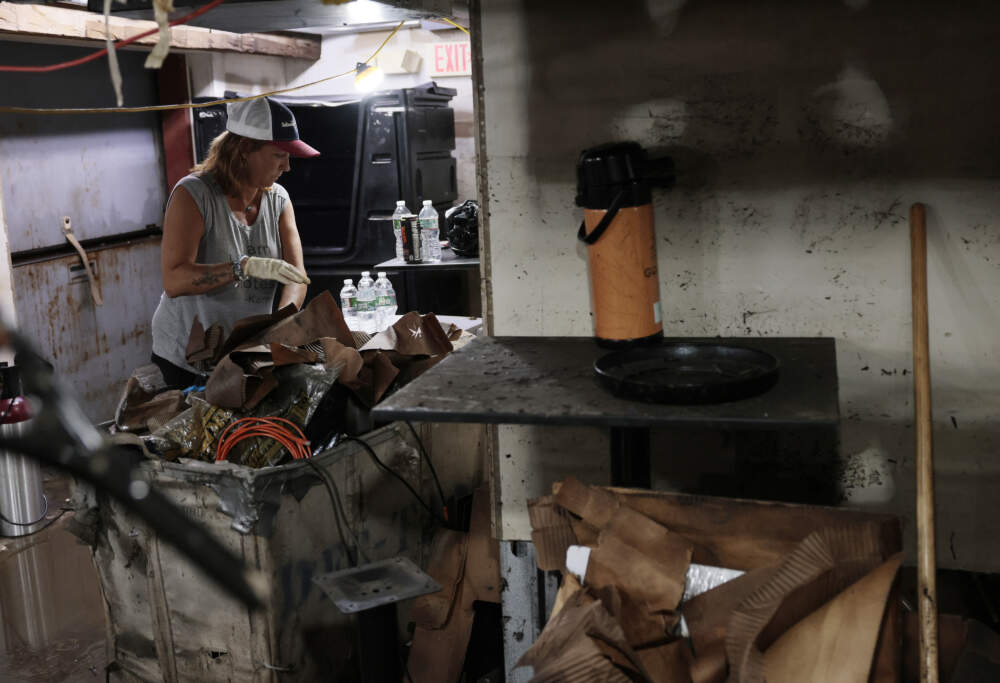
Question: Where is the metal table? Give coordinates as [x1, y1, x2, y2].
[374, 248, 479, 270]
[374, 248, 481, 318]
[373, 336, 839, 486]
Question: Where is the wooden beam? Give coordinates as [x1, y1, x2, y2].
[0, 2, 321, 60]
[158, 54, 195, 192]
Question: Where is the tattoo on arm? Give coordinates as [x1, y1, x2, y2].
[192, 272, 226, 287]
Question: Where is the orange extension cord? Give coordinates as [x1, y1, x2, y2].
[216, 416, 311, 463]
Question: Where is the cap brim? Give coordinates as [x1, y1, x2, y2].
[273, 139, 320, 158]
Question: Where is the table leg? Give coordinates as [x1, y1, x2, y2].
[357, 603, 401, 682]
[610, 426, 651, 488]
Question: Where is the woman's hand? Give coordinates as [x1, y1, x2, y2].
[243, 257, 310, 285]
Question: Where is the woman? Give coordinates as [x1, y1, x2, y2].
[151, 97, 319, 388]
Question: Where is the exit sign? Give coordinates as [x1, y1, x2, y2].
[429, 41, 472, 77]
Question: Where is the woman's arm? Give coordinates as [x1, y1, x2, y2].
[161, 186, 237, 297]
[276, 200, 308, 310]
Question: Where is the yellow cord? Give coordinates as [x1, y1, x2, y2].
[0, 19, 407, 116]
[438, 17, 470, 35]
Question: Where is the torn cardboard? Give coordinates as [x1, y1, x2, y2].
[408, 486, 500, 683]
[528, 496, 578, 571]
[517, 589, 650, 683]
[726, 525, 895, 682]
[410, 528, 468, 630]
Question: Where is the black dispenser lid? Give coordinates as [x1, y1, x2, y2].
[575, 142, 675, 210]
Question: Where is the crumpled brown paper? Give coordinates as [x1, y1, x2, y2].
[114, 363, 185, 432]
[725, 525, 894, 682]
[410, 528, 469, 630]
[360, 311, 454, 356]
[528, 495, 578, 571]
[517, 588, 651, 682]
[762, 553, 902, 683]
[197, 293, 449, 412]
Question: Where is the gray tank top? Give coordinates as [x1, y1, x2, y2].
[151, 173, 289, 374]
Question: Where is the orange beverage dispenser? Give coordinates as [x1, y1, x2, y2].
[576, 142, 674, 347]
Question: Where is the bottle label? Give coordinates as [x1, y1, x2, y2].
[376, 294, 391, 307]
[403, 216, 422, 263]
[341, 296, 356, 312]
[419, 218, 437, 231]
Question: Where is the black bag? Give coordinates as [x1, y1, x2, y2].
[446, 200, 479, 258]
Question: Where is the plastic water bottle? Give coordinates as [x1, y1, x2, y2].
[418, 200, 442, 263]
[374, 272, 397, 330]
[339, 279, 358, 329]
[391, 200, 410, 261]
[356, 271, 377, 334]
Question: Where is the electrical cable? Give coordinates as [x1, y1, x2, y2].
[303, 458, 368, 567]
[438, 17, 470, 35]
[0, 19, 407, 116]
[343, 436, 446, 526]
[216, 416, 311, 463]
[402, 653, 415, 683]
[0, 508, 68, 540]
[0, 492, 48, 527]
[404, 421, 448, 522]
[0, 0, 227, 73]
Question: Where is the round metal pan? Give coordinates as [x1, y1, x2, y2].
[593, 342, 780, 404]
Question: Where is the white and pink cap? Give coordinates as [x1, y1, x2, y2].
[226, 97, 320, 158]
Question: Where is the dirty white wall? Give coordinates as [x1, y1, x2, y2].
[481, 0, 1000, 572]
[187, 26, 476, 201]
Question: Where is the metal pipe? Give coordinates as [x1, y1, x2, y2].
[0, 416, 46, 537]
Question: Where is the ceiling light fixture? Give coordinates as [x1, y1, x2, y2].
[354, 62, 385, 92]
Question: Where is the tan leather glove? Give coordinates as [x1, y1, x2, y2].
[243, 257, 310, 285]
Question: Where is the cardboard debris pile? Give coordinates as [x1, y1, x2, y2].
[404, 486, 501, 683]
[523, 477, 904, 683]
[114, 292, 468, 466]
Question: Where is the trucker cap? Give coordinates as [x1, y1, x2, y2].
[226, 97, 320, 158]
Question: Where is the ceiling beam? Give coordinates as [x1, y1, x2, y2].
[116, 0, 445, 35]
[0, 2, 321, 59]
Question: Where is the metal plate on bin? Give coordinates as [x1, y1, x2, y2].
[312, 556, 440, 614]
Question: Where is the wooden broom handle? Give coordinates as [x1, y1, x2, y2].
[911, 202, 939, 683]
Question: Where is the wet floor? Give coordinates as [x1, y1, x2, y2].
[0, 477, 106, 683]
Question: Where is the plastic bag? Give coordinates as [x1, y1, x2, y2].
[446, 199, 479, 258]
[149, 363, 339, 467]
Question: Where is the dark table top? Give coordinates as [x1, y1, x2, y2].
[372, 336, 840, 429]
[374, 247, 479, 271]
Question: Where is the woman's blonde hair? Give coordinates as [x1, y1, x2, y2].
[191, 131, 268, 196]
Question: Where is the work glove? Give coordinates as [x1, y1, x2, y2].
[243, 257, 310, 285]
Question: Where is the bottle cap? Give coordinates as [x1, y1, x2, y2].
[343, 279, 352, 284]
[396, 200, 406, 206]
[377, 271, 386, 277]
[423, 199, 432, 205]
[361, 271, 370, 276]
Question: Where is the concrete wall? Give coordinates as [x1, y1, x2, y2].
[187, 26, 476, 202]
[481, 0, 1000, 571]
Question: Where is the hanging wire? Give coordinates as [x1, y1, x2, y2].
[343, 435, 446, 526]
[0, 19, 407, 115]
[303, 458, 367, 567]
[0, 0, 227, 73]
[404, 421, 448, 522]
[438, 17, 470, 35]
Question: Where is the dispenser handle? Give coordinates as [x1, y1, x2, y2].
[577, 189, 626, 245]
